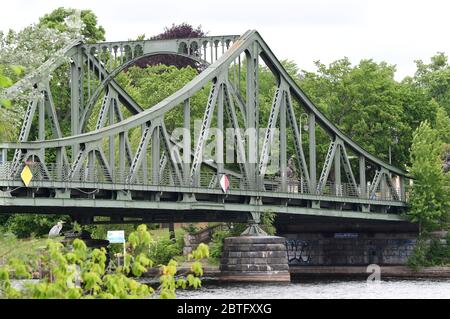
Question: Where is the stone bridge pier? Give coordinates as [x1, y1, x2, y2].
[219, 236, 290, 282]
[219, 212, 290, 282]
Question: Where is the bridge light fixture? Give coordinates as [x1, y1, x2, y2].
[299, 113, 309, 132]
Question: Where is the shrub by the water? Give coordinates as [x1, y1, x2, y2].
[0, 224, 208, 299]
[408, 233, 450, 270]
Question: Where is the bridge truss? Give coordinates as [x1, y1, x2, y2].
[0, 30, 409, 225]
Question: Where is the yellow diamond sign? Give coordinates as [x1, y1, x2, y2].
[20, 165, 33, 187]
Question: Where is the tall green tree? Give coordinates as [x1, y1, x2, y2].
[0, 65, 19, 140]
[435, 105, 450, 174]
[408, 121, 449, 234]
[0, 8, 105, 237]
[412, 52, 450, 116]
[37, 8, 106, 136]
[435, 104, 450, 144]
[298, 58, 437, 167]
[38, 7, 105, 43]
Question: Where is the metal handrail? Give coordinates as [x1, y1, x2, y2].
[0, 161, 406, 202]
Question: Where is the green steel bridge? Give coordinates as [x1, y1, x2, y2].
[0, 30, 409, 226]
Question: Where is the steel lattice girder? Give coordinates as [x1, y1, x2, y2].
[0, 30, 409, 221]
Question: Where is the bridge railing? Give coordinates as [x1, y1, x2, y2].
[0, 161, 404, 202]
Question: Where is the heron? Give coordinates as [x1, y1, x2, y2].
[48, 221, 65, 237]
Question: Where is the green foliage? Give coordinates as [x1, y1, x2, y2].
[0, 7, 106, 149]
[299, 58, 437, 167]
[0, 71, 12, 88]
[407, 239, 430, 270]
[408, 235, 450, 270]
[159, 244, 208, 299]
[108, 64, 210, 134]
[128, 224, 153, 256]
[0, 224, 207, 299]
[182, 223, 199, 234]
[148, 236, 184, 265]
[407, 121, 449, 233]
[3, 214, 69, 238]
[189, 243, 209, 261]
[209, 229, 229, 259]
[87, 222, 139, 243]
[7, 258, 32, 279]
[412, 52, 450, 116]
[229, 223, 248, 236]
[38, 7, 106, 43]
[435, 105, 450, 145]
[261, 212, 277, 236]
[0, 64, 23, 139]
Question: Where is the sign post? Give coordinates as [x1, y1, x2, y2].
[107, 230, 126, 267]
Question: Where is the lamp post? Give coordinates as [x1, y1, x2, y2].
[299, 113, 309, 141]
[389, 133, 399, 165]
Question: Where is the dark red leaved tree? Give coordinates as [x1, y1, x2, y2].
[133, 23, 208, 70]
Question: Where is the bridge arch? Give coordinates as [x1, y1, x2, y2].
[80, 50, 210, 131]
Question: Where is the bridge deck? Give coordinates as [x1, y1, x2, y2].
[0, 161, 406, 223]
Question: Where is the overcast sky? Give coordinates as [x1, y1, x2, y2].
[1, 0, 449, 80]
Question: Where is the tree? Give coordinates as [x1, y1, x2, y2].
[435, 104, 450, 145]
[0, 8, 105, 235]
[0, 25, 75, 140]
[37, 8, 106, 136]
[435, 105, 450, 173]
[298, 58, 437, 167]
[408, 121, 449, 234]
[2, 214, 70, 238]
[38, 7, 106, 43]
[0, 65, 22, 140]
[412, 52, 450, 116]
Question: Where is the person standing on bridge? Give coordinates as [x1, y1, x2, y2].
[287, 155, 299, 193]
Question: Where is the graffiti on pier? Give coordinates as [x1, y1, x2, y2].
[285, 239, 312, 264]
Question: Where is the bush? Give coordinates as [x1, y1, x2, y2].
[408, 235, 450, 270]
[209, 230, 229, 259]
[408, 239, 430, 270]
[3, 214, 68, 238]
[148, 236, 184, 265]
[261, 212, 276, 236]
[0, 224, 209, 299]
[428, 237, 450, 265]
[181, 223, 199, 234]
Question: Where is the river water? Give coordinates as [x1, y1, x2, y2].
[176, 279, 450, 299]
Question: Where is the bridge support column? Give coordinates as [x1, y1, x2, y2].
[219, 209, 290, 282]
[219, 235, 290, 282]
[240, 211, 267, 236]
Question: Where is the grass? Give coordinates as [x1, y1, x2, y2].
[0, 233, 51, 266]
[0, 226, 189, 267]
[149, 227, 186, 240]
